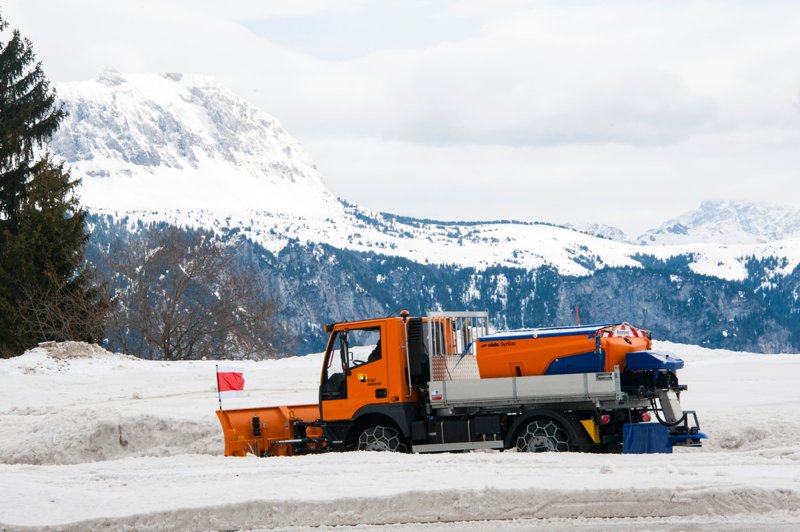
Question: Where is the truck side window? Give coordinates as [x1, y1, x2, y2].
[348, 327, 382, 366]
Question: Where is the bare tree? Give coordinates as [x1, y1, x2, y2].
[107, 227, 281, 360]
[15, 272, 108, 346]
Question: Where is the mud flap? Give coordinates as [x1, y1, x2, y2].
[622, 423, 672, 454]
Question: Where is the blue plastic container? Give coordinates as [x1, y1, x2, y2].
[622, 423, 673, 454]
[625, 351, 684, 371]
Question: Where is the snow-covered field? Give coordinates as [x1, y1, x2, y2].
[1, 342, 799, 530]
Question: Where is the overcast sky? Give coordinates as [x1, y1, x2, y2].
[4, 0, 800, 236]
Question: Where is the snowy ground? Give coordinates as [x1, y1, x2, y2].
[1, 341, 799, 530]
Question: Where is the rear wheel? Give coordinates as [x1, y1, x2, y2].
[516, 420, 571, 452]
[357, 425, 407, 452]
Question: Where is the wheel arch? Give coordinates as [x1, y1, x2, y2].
[345, 412, 405, 449]
[504, 409, 592, 451]
[347, 403, 415, 443]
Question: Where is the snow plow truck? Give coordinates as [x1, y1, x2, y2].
[217, 311, 705, 456]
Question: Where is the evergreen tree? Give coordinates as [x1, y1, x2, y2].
[0, 11, 107, 356]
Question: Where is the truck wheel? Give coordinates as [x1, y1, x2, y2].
[516, 420, 571, 452]
[357, 425, 407, 452]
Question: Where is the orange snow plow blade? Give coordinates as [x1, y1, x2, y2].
[217, 404, 321, 457]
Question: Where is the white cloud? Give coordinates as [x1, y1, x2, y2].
[305, 134, 800, 235]
[3, 0, 800, 234]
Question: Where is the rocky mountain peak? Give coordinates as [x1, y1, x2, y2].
[637, 200, 800, 245]
[50, 70, 335, 215]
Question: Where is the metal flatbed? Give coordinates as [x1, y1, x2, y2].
[428, 369, 635, 410]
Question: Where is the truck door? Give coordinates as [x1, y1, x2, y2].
[321, 330, 348, 403]
[321, 325, 389, 421]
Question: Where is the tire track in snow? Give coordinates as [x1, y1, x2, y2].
[10, 486, 800, 531]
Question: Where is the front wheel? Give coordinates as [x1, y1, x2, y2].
[357, 425, 407, 452]
[516, 420, 571, 452]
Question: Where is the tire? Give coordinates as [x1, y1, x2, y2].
[357, 425, 407, 452]
[515, 419, 571, 452]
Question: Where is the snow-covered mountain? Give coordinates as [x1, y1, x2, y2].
[637, 200, 800, 245]
[566, 223, 629, 242]
[51, 71, 800, 282]
[48, 71, 800, 354]
[52, 69, 336, 217]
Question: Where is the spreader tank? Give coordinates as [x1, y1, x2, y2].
[476, 322, 652, 378]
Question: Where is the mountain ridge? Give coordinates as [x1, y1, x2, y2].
[51, 70, 800, 283]
[637, 200, 800, 245]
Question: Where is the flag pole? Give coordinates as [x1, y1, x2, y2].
[215, 364, 222, 411]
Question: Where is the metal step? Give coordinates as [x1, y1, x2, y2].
[412, 440, 505, 453]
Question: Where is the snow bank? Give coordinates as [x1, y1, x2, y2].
[23, 485, 800, 531]
[0, 342, 319, 465]
[0, 412, 219, 465]
[2, 451, 799, 529]
[2, 341, 137, 376]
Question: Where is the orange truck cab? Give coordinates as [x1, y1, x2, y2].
[218, 314, 421, 456]
[217, 311, 704, 456]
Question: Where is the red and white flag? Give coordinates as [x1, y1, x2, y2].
[216, 365, 245, 401]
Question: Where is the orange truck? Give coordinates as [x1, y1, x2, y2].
[217, 311, 704, 456]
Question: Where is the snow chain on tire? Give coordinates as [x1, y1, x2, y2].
[516, 420, 571, 452]
[357, 425, 406, 452]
